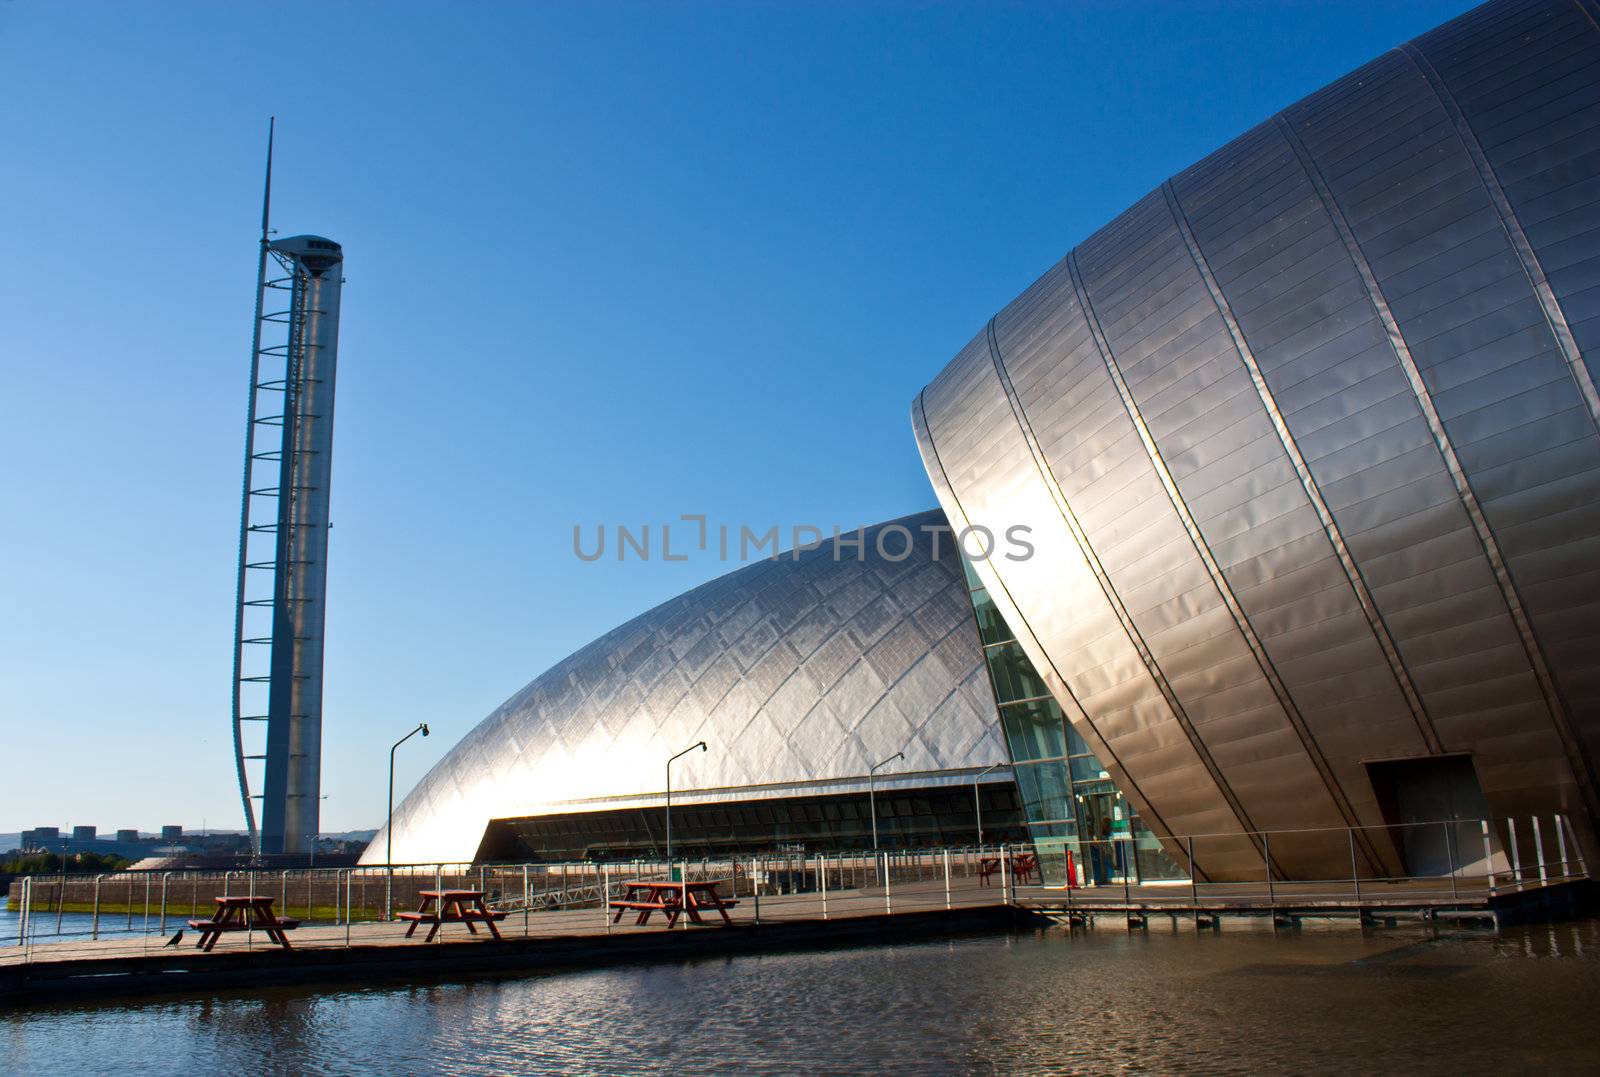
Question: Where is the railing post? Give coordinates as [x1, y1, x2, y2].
[17, 876, 28, 948]
[820, 854, 828, 921]
[1000, 847, 1009, 908]
[943, 848, 951, 911]
[1480, 820, 1496, 890]
[885, 852, 894, 916]
[1444, 823, 1457, 900]
[1532, 816, 1548, 885]
[92, 875, 103, 941]
[1564, 814, 1589, 877]
[281, 870, 289, 920]
[1262, 832, 1274, 904]
[345, 872, 353, 947]
[160, 873, 170, 934]
[603, 863, 611, 936]
[681, 861, 688, 930]
[1556, 814, 1571, 877]
[1506, 819, 1523, 886]
[752, 859, 761, 924]
[1188, 836, 1198, 908]
[143, 873, 152, 937]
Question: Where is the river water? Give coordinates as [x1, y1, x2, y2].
[4, 919, 1598, 1075]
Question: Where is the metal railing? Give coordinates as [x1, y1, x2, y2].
[3, 815, 1586, 965]
[1027, 813, 1589, 910]
[2, 847, 1027, 964]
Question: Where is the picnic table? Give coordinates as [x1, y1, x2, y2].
[398, 889, 508, 942]
[188, 895, 298, 951]
[978, 852, 1039, 887]
[609, 879, 739, 927]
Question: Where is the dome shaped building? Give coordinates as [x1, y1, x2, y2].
[365, 513, 1019, 865]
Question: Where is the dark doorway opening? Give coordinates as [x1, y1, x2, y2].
[1366, 754, 1490, 876]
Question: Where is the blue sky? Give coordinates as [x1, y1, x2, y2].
[0, 1, 1474, 834]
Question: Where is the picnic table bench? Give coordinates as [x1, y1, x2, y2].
[610, 880, 739, 927]
[398, 889, 508, 942]
[978, 853, 1039, 887]
[188, 895, 299, 951]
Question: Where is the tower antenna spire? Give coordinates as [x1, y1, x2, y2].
[261, 116, 274, 245]
[232, 115, 346, 857]
[233, 116, 277, 852]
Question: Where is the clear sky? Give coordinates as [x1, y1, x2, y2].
[0, 0, 1475, 834]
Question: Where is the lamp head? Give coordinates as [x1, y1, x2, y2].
[421, 723, 430, 737]
[697, 741, 707, 752]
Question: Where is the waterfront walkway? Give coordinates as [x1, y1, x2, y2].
[1015, 874, 1592, 928]
[4, 850, 1590, 1003]
[1, 874, 1013, 1003]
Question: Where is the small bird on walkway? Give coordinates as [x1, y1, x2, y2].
[164, 930, 184, 947]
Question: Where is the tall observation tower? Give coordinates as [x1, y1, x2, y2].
[231, 120, 345, 856]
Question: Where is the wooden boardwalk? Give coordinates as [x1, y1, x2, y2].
[0, 876, 1015, 1003]
[4, 867, 1589, 1004]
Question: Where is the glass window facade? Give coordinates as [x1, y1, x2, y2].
[961, 559, 1185, 885]
[476, 786, 1029, 862]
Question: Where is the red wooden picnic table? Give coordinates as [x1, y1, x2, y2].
[978, 853, 1039, 887]
[609, 879, 739, 927]
[188, 895, 298, 951]
[398, 889, 507, 942]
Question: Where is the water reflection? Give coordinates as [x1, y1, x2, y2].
[5, 922, 1598, 1075]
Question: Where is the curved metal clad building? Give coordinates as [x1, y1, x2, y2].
[371, 0, 1599, 880]
[365, 512, 1010, 865]
[914, 0, 1600, 874]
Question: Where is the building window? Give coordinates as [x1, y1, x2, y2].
[962, 557, 1187, 885]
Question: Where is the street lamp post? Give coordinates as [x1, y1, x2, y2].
[310, 794, 330, 868]
[385, 722, 429, 920]
[665, 741, 707, 865]
[868, 752, 905, 854]
[973, 762, 1007, 847]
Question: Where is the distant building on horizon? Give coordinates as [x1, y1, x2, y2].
[17, 826, 157, 860]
